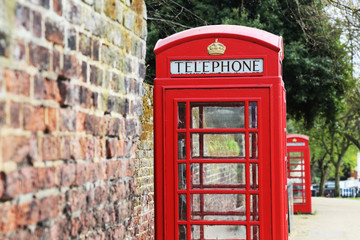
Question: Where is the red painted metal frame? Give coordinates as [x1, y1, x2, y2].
[154, 25, 288, 240]
[286, 134, 312, 214]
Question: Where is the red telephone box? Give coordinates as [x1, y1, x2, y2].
[154, 25, 288, 240]
[286, 134, 312, 214]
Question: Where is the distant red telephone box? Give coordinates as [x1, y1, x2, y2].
[287, 134, 312, 214]
[154, 25, 288, 240]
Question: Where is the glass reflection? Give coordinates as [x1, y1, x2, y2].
[178, 163, 186, 190]
[191, 133, 245, 158]
[191, 163, 246, 189]
[178, 102, 186, 129]
[249, 102, 258, 129]
[179, 194, 187, 220]
[178, 133, 186, 159]
[191, 102, 245, 129]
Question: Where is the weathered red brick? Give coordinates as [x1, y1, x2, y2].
[75, 163, 87, 185]
[15, 4, 30, 30]
[44, 167, 56, 188]
[2, 171, 21, 200]
[32, 10, 42, 37]
[23, 104, 46, 131]
[66, 187, 87, 212]
[20, 167, 38, 194]
[29, 43, 50, 71]
[106, 160, 121, 180]
[46, 108, 57, 132]
[13, 39, 26, 61]
[81, 61, 87, 82]
[16, 199, 40, 227]
[86, 137, 95, 160]
[42, 135, 61, 161]
[44, 79, 61, 101]
[62, 54, 79, 79]
[45, 19, 64, 45]
[10, 102, 21, 128]
[39, 195, 59, 221]
[94, 186, 108, 206]
[79, 32, 92, 57]
[109, 180, 126, 202]
[0, 102, 6, 127]
[53, 48, 61, 73]
[2, 135, 30, 164]
[70, 137, 86, 160]
[70, 216, 82, 237]
[76, 112, 86, 132]
[4, 69, 30, 96]
[53, 0, 63, 15]
[59, 164, 76, 187]
[48, 219, 68, 240]
[79, 86, 92, 108]
[0, 204, 17, 233]
[80, 211, 94, 233]
[0, 173, 4, 198]
[60, 136, 71, 160]
[93, 39, 100, 61]
[106, 117, 121, 137]
[58, 81, 80, 106]
[59, 108, 76, 131]
[89, 65, 102, 86]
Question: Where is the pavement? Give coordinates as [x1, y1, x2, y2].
[289, 197, 360, 240]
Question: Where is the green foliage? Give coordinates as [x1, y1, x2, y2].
[146, 0, 354, 126]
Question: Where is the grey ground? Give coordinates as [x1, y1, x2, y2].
[289, 197, 360, 240]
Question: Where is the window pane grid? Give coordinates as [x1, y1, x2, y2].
[287, 150, 306, 204]
[176, 100, 261, 240]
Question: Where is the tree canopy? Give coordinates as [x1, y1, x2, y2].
[145, 0, 354, 127]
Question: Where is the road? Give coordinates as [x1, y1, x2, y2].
[289, 197, 360, 240]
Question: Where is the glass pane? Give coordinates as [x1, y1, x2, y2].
[294, 198, 304, 204]
[179, 225, 187, 240]
[251, 226, 259, 240]
[179, 194, 187, 220]
[178, 164, 186, 190]
[249, 133, 258, 159]
[250, 195, 259, 221]
[191, 163, 246, 189]
[249, 102, 258, 129]
[290, 171, 302, 178]
[289, 152, 302, 158]
[178, 133, 186, 159]
[178, 102, 186, 129]
[293, 191, 304, 198]
[289, 158, 303, 165]
[192, 106, 200, 128]
[289, 162, 303, 170]
[191, 225, 246, 239]
[293, 184, 304, 191]
[191, 102, 245, 129]
[191, 133, 245, 158]
[192, 133, 200, 158]
[292, 178, 303, 185]
[191, 194, 246, 221]
[250, 163, 258, 190]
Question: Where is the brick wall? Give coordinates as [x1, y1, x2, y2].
[0, 0, 149, 239]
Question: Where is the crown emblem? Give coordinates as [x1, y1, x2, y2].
[207, 39, 226, 55]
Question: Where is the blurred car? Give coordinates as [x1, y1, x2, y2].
[324, 181, 335, 197]
[311, 184, 319, 197]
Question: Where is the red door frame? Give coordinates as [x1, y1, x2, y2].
[286, 134, 312, 214]
[163, 87, 270, 240]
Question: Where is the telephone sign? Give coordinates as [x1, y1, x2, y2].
[154, 25, 288, 240]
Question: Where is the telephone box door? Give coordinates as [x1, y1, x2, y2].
[163, 87, 271, 240]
